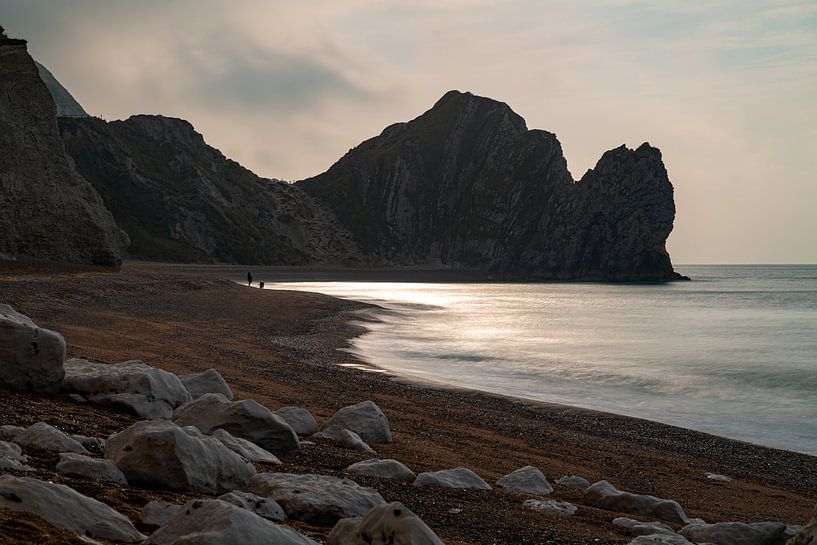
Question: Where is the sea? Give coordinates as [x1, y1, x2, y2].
[262, 265, 817, 455]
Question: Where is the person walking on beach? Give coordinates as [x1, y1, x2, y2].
[247, 271, 253, 286]
[259, 281, 265, 289]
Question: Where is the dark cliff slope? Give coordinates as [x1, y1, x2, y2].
[298, 90, 682, 280]
[0, 33, 127, 267]
[35, 61, 89, 118]
[59, 115, 362, 265]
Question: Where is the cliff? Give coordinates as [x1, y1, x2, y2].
[297, 91, 683, 280]
[59, 115, 362, 265]
[0, 34, 127, 267]
[35, 61, 89, 118]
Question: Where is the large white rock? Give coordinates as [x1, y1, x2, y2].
[583, 480, 688, 524]
[335, 428, 377, 453]
[249, 472, 385, 524]
[15, 422, 89, 454]
[212, 429, 281, 464]
[0, 304, 66, 393]
[680, 521, 787, 545]
[0, 440, 34, 471]
[180, 368, 234, 400]
[63, 358, 191, 419]
[496, 465, 553, 494]
[320, 401, 392, 443]
[0, 424, 23, 441]
[173, 393, 299, 452]
[56, 452, 127, 484]
[556, 474, 591, 491]
[628, 536, 694, 545]
[787, 504, 817, 545]
[413, 467, 492, 489]
[105, 419, 255, 494]
[614, 517, 675, 535]
[346, 459, 416, 482]
[147, 499, 318, 545]
[522, 499, 577, 516]
[141, 501, 181, 526]
[0, 474, 145, 542]
[327, 502, 444, 545]
[218, 490, 286, 521]
[274, 406, 318, 436]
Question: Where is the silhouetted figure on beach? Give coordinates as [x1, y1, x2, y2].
[247, 272, 253, 286]
[259, 281, 265, 289]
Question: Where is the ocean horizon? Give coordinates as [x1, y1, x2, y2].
[261, 264, 817, 455]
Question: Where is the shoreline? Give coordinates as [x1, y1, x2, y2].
[0, 260, 814, 544]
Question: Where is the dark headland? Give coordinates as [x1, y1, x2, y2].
[2, 27, 813, 545]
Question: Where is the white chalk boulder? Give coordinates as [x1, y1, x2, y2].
[0, 441, 34, 472]
[523, 499, 577, 516]
[147, 499, 318, 545]
[680, 521, 787, 545]
[556, 474, 591, 491]
[212, 428, 281, 464]
[274, 406, 318, 436]
[628, 536, 694, 545]
[335, 428, 377, 454]
[56, 452, 127, 484]
[249, 472, 385, 524]
[105, 420, 255, 494]
[218, 490, 286, 521]
[346, 459, 416, 482]
[0, 424, 23, 441]
[63, 358, 191, 419]
[141, 500, 181, 526]
[0, 475, 145, 542]
[496, 465, 553, 494]
[413, 467, 491, 490]
[583, 480, 688, 524]
[15, 422, 88, 454]
[180, 368, 234, 400]
[328, 502, 444, 545]
[320, 401, 392, 443]
[0, 304, 66, 393]
[787, 504, 817, 545]
[173, 393, 298, 452]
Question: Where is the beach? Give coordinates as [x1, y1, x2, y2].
[0, 260, 814, 544]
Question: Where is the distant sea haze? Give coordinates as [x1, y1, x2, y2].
[261, 265, 817, 455]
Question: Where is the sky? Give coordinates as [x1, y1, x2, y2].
[2, 0, 816, 264]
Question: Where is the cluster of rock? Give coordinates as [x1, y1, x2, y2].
[1, 303, 814, 544]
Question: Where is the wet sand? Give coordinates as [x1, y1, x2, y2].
[0, 260, 814, 544]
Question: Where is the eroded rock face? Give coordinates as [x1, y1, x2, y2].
[496, 466, 553, 494]
[147, 499, 318, 545]
[58, 114, 362, 266]
[680, 521, 787, 545]
[583, 481, 688, 524]
[413, 467, 492, 490]
[105, 420, 255, 494]
[249, 472, 385, 524]
[34, 61, 89, 118]
[345, 459, 416, 482]
[0, 475, 144, 542]
[320, 401, 392, 444]
[173, 393, 299, 452]
[274, 406, 319, 436]
[0, 38, 126, 266]
[328, 502, 445, 545]
[63, 358, 191, 419]
[298, 90, 683, 281]
[0, 305, 66, 393]
[180, 368, 234, 400]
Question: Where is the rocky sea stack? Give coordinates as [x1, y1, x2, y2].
[298, 90, 684, 281]
[0, 30, 127, 267]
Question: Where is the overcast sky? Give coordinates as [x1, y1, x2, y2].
[3, 0, 816, 263]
